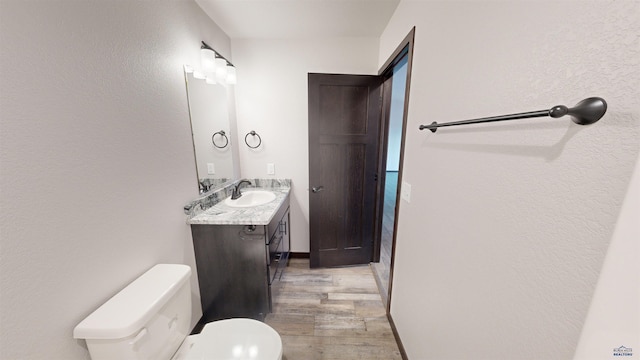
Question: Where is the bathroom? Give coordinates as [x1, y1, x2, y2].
[0, 1, 638, 359]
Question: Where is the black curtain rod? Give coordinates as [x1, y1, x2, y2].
[201, 41, 235, 67]
[420, 97, 607, 133]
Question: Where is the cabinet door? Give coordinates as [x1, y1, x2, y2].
[191, 224, 270, 322]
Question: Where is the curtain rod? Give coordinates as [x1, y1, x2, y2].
[419, 97, 607, 133]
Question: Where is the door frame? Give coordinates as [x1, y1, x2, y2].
[372, 27, 415, 311]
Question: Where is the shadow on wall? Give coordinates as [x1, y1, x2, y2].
[420, 109, 638, 161]
[422, 121, 581, 161]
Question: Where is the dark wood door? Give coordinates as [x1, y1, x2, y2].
[308, 73, 383, 268]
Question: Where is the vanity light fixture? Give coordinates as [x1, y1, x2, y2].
[191, 41, 237, 85]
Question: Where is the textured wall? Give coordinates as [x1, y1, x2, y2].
[379, 1, 639, 359]
[573, 154, 639, 358]
[0, 2, 231, 359]
[231, 38, 380, 252]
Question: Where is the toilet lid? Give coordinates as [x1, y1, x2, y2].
[184, 319, 282, 360]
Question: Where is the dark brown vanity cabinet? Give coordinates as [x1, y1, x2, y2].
[190, 201, 290, 323]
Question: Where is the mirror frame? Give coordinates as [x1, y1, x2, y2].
[183, 67, 239, 194]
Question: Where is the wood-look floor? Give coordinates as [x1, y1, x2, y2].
[266, 258, 402, 360]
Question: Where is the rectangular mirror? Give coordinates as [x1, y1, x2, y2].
[184, 69, 238, 193]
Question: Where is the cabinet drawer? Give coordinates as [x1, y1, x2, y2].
[267, 230, 282, 265]
[276, 249, 289, 279]
[268, 237, 284, 284]
[267, 204, 289, 241]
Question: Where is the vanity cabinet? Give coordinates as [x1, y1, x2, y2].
[190, 198, 290, 322]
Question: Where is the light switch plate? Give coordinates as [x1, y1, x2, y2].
[207, 163, 215, 175]
[267, 163, 275, 175]
[401, 181, 411, 203]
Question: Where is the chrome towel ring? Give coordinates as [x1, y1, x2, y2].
[245, 130, 262, 149]
[212, 130, 229, 149]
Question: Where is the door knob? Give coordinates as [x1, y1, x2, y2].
[311, 186, 324, 193]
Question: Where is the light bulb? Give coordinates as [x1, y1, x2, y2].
[215, 58, 227, 82]
[200, 48, 216, 73]
[226, 66, 237, 84]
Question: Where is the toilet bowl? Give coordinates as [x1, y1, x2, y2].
[172, 319, 282, 360]
[73, 264, 282, 360]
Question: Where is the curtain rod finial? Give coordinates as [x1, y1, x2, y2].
[549, 105, 568, 118]
[568, 97, 607, 125]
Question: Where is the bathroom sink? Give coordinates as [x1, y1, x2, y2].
[224, 190, 276, 208]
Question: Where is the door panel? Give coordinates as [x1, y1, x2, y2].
[319, 85, 370, 134]
[308, 73, 382, 268]
[344, 144, 365, 249]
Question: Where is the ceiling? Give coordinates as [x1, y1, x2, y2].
[195, 0, 400, 39]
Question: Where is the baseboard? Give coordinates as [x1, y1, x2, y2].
[289, 252, 310, 259]
[387, 312, 409, 360]
[191, 317, 206, 335]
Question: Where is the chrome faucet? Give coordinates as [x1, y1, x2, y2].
[231, 179, 252, 200]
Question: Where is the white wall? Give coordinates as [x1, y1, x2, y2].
[231, 38, 380, 252]
[0, 2, 231, 359]
[379, 1, 639, 359]
[573, 154, 639, 358]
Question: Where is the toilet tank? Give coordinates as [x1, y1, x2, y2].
[74, 264, 192, 360]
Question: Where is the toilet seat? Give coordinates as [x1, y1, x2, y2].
[172, 319, 282, 360]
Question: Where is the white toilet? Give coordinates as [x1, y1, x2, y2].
[73, 264, 282, 360]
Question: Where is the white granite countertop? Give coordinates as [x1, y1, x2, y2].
[187, 187, 290, 225]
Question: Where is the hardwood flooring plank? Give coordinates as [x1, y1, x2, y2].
[274, 297, 322, 305]
[275, 291, 328, 300]
[279, 284, 379, 295]
[265, 313, 315, 323]
[281, 273, 334, 285]
[354, 300, 387, 318]
[319, 299, 354, 306]
[315, 314, 366, 331]
[272, 259, 402, 360]
[266, 321, 315, 336]
[327, 293, 382, 301]
[273, 302, 355, 317]
[332, 274, 379, 289]
[313, 328, 395, 338]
